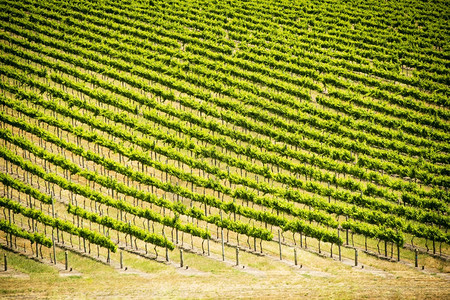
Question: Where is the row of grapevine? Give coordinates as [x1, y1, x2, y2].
[0, 0, 447, 272]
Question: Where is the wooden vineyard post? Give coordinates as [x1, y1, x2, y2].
[8, 210, 12, 247]
[129, 221, 132, 249]
[346, 226, 349, 246]
[294, 248, 298, 266]
[415, 249, 418, 268]
[206, 224, 210, 256]
[220, 211, 224, 261]
[55, 213, 60, 243]
[354, 248, 358, 267]
[397, 244, 400, 262]
[338, 228, 341, 261]
[52, 197, 55, 218]
[3, 254, 6, 271]
[161, 225, 168, 262]
[107, 230, 111, 264]
[180, 249, 183, 268]
[120, 251, 123, 269]
[278, 229, 282, 260]
[207, 236, 210, 256]
[235, 247, 239, 266]
[52, 233, 56, 264]
[65, 251, 68, 271]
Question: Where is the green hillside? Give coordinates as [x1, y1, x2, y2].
[0, 0, 448, 298]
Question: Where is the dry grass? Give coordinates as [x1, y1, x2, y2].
[0, 236, 449, 299]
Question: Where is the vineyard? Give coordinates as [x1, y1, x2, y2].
[0, 0, 449, 298]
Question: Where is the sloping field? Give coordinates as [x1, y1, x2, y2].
[0, 0, 449, 298]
